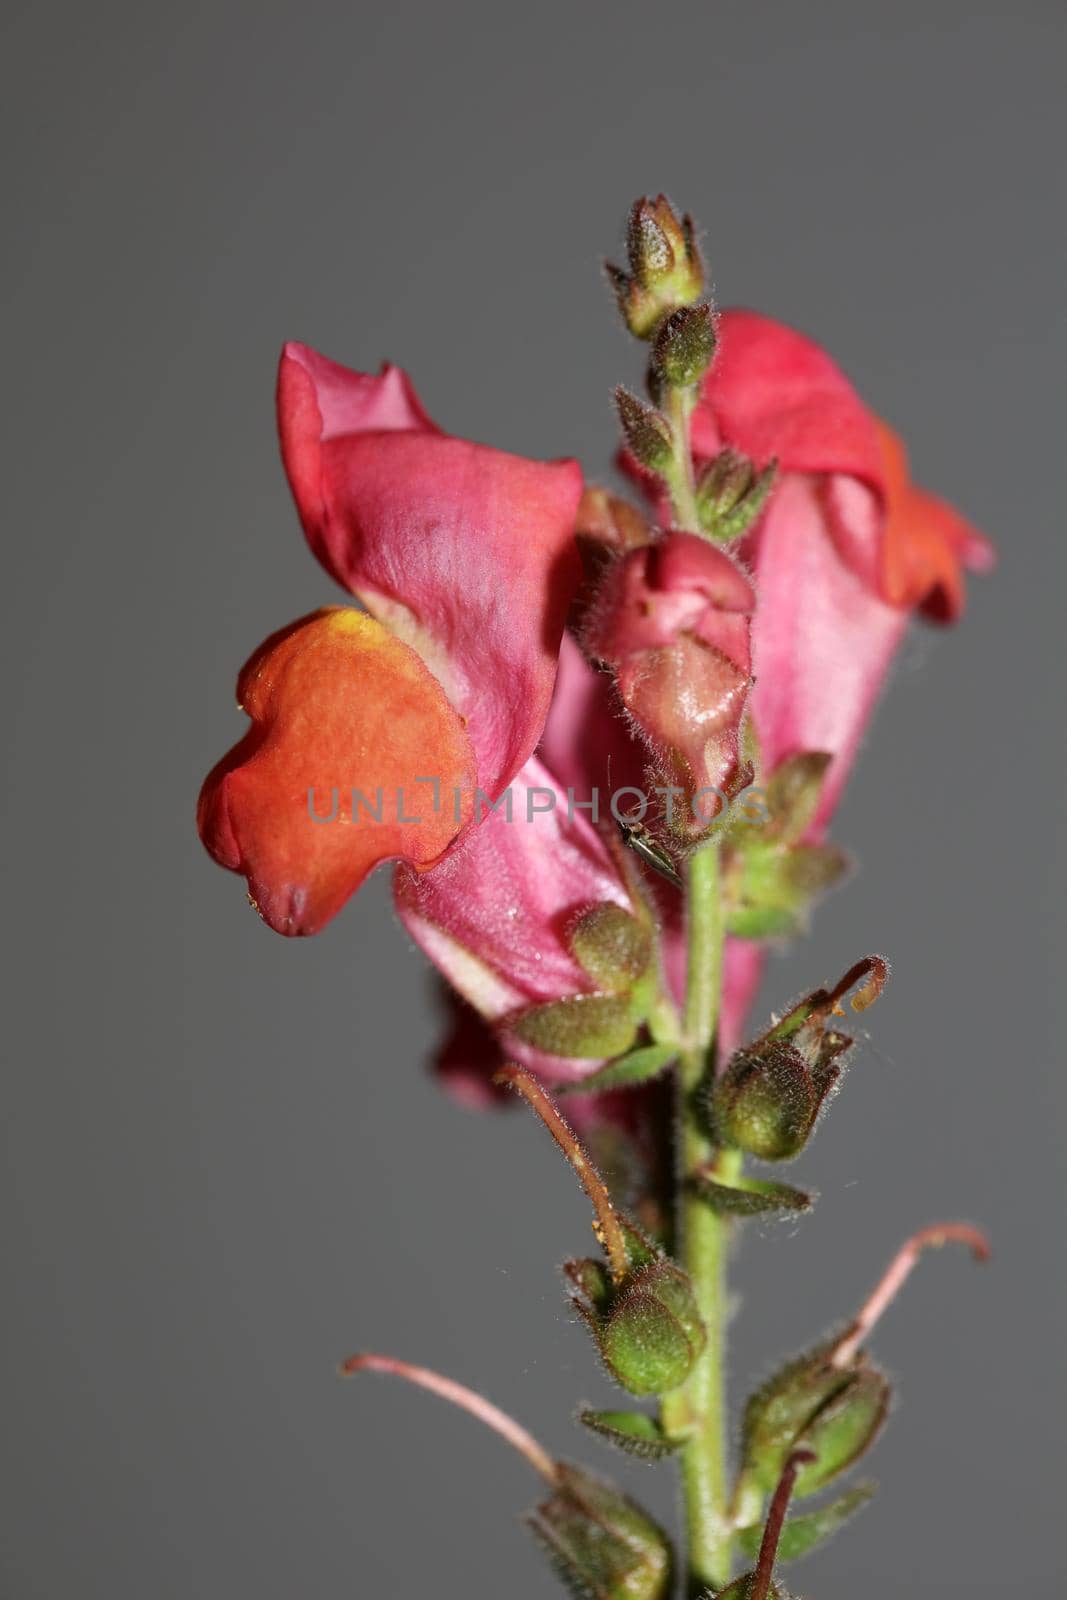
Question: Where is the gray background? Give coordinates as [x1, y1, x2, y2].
[3, 2, 1064, 1595]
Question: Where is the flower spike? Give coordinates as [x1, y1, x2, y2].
[341, 1353, 560, 1485]
[494, 1065, 631, 1283]
[832, 1223, 990, 1369]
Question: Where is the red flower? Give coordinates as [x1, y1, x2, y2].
[624, 309, 994, 833]
[585, 533, 755, 830]
[874, 419, 996, 622]
[198, 347, 582, 934]
[395, 758, 641, 1083]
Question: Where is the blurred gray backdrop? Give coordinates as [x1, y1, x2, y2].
[3, 2, 1064, 1595]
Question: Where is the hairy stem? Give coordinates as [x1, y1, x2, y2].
[665, 384, 701, 532]
[662, 841, 735, 1594]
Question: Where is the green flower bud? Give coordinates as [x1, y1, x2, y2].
[710, 957, 887, 1161]
[501, 1068, 705, 1398]
[741, 1343, 890, 1499]
[509, 993, 639, 1058]
[712, 1040, 820, 1160]
[760, 752, 834, 844]
[607, 194, 704, 340]
[569, 903, 653, 993]
[724, 839, 849, 939]
[615, 388, 674, 473]
[600, 1261, 707, 1396]
[567, 1238, 707, 1398]
[530, 1463, 674, 1600]
[696, 450, 777, 541]
[652, 302, 717, 390]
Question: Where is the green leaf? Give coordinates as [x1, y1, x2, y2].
[561, 1043, 678, 1094]
[736, 1482, 876, 1564]
[692, 1170, 813, 1217]
[578, 1408, 685, 1461]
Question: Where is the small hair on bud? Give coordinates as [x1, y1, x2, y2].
[628, 199, 672, 285]
[615, 386, 674, 473]
[608, 197, 706, 339]
[653, 302, 717, 390]
[832, 1222, 990, 1368]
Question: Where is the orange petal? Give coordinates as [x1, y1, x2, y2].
[198, 608, 475, 935]
[877, 421, 993, 621]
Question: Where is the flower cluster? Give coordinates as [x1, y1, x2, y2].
[197, 195, 993, 1598]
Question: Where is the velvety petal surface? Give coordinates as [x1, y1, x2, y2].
[876, 421, 995, 621]
[394, 757, 637, 1081]
[539, 632, 649, 800]
[586, 533, 755, 816]
[278, 342, 584, 798]
[743, 476, 907, 834]
[694, 309, 886, 492]
[198, 608, 476, 935]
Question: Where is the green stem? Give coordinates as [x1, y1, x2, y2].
[657, 371, 734, 1592]
[661, 841, 735, 1595]
[665, 385, 701, 532]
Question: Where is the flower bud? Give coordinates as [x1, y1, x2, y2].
[712, 1038, 827, 1160]
[741, 1343, 890, 1499]
[758, 752, 835, 844]
[343, 1354, 672, 1599]
[615, 388, 674, 473]
[510, 993, 640, 1059]
[566, 1241, 706, 1399]
[607, 194, 704, 339]
[568, 903, 653, 994]
[652, 302, 717, 390]
[499, 1068, 707, 1397]
[598, 1260, 707, 1397]
[724, 838, 849, 939]
[586, 532, 755, 837]
[696, 450, 777, 541]
[530, 1463, 673, 1600]
[710, 957, 888, 1160]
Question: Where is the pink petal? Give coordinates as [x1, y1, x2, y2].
[539, 632, 649, 800]
[745, 475, 907, 834]
[278, 343, 584, 798]
[395, 757, 636, 1083]
[719, 939, 766, 1060]
[697, 310, 886, 493]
